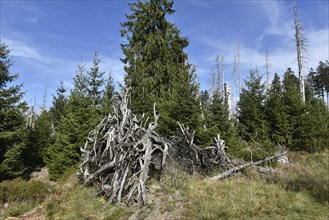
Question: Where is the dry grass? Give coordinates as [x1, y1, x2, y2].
[44, 174, 132, 220]
[183, 177, 328, 219]
[182, 150, 329, 219]
[1, 150, 328, 220]
[0, 178, 54, 219]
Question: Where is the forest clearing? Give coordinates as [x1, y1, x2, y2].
[1, 0, 328, 219]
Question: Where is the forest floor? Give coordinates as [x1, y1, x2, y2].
[1, 150, 328, 220]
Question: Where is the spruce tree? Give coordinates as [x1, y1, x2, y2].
[49, 81, 67, 130]
[46, 64, 97, 180]
[237, 69, 267, 142]
[168, 66, 201, 135]
[282, 68, 313, 151]
[265, 73, 288, 145]
[208, 92, 231, 140]
[87, 52, 105, 110]
[121, 0, 199, 136]
[305, 98, 329, 151]
[23, 110, 53, 173]
[316, 61, 329, 109]
[0, 43, 27, 179]
[101, 72, 116, 115]
[195, 90, 212, 145]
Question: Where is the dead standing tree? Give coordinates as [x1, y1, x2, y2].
[78, 89, 169, 205]
[294, 1, 307, 103]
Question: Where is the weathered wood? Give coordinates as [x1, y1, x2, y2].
[210, 150, 287, 180]
[78, 89, 169, 206]
[79, 88, 287, 206]
[172, 123, 233, 174]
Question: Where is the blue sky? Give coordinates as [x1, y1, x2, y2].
[1, 0, 328, 109]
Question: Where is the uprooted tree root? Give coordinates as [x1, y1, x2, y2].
[172, 123, 234, 174]
[78, 89, 169, 205]
[78, 89, 287, 206]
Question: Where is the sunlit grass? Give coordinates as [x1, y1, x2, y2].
[45, 174, 132, 220]
[1, 150, 328, 219]
[181, 150, 329, 219]
[183, 177, 328, 219]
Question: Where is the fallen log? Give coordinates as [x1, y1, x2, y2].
[210, 150, 287, 180]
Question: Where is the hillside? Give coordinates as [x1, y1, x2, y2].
[1, 1, 329, 219]
[1, 150, 328, 220]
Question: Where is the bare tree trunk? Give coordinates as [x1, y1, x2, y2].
[294, 1, 307, 103]
[237, 42, 241, 96]
[210, 150, 287, 180]
[216, 55, 221, 95]
[327, 91, 329, 110]
[265, 50, 270, 91]
[224, 83, 232, 119]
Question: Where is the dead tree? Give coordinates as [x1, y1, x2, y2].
[78, 89, 287, 206]
[224, 83, 232, 119]
[294, 1, 307, 103]
[264, 50, 271, 90]
[78, 89, 169, 205]
[237, 42, 241, 96]
[26, 97, 37, 128]
[171, 123, 233, 174]
[216, 55, 221, 95]
[210, 150, 287, 180]
[208, 67, 216, 97]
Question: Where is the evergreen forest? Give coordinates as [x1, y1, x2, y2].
[0, 0, 328, 219]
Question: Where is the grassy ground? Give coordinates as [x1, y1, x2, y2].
[1, 150, 328, 219]
[182, 150, 329, 219]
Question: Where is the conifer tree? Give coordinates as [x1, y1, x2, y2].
[315, 61, 329, 109]
[87, 52, 105, 109]
[308, 68, 322, 100]
[304, 97, 329, 151]
[23, 110, 53, 172]
[101, 72, 116, 115]
[49, 81, 67, 130]
[167, 65, 201, 135]
[265, 73, 288, 145]
[121, 0, 199, 136]
[282, 68, 313, 151]
[46, 64, 97, 180]
[195, 90, 213, 146]
[208, 92, 231, 140]
[0, 43, 27, 179]
[237, 69, 267, 142]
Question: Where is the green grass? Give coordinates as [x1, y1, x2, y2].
[45, 174, 132, 220]
[0, 178, 54, 219]
[183, 178, 328, 219]
[265, 151, 329, 205]
[1, 150, 328, 219]
[181, 150, 329, 219]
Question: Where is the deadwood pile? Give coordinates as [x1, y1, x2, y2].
[78, 89, 287, 206]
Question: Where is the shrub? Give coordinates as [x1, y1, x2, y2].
[0, 178, 54, 203]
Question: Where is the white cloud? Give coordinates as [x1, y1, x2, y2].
[255, 1, 294, 45]
[27, 17, 39, 24]
[2, 38, 49, 63]
[307, 28, 329, 69]
[100, 55, 125, 87]
[259, 1, 281, 32]
[192, 0, 328, 91]
[1, 0, 41, 14]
